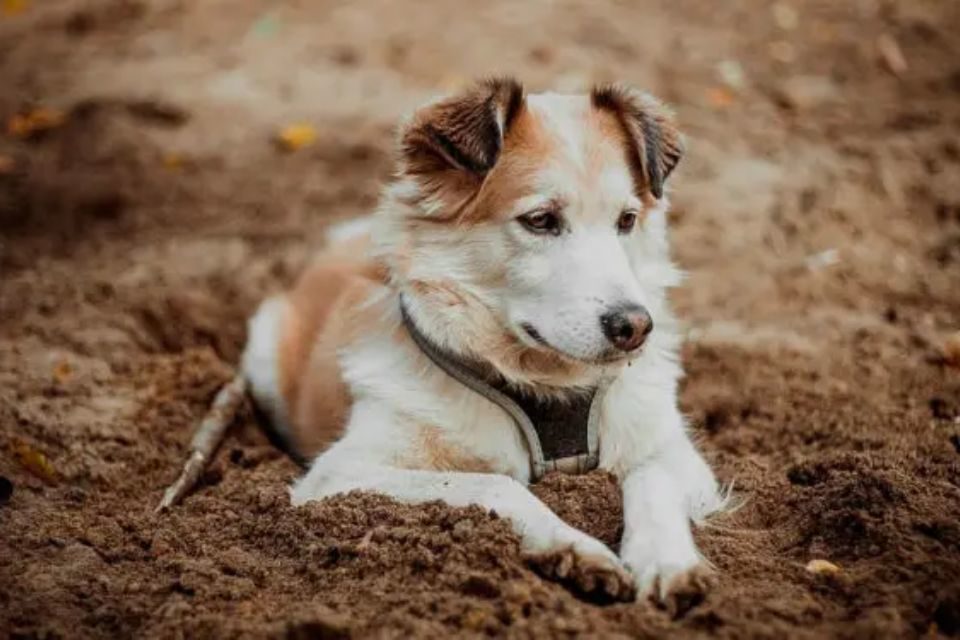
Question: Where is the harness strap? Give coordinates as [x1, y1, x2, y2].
[399, 298, 606, 481]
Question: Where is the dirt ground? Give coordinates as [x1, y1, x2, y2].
[1, 0, 959, 637]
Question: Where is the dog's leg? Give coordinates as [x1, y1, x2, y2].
[619, 434, 721, 611]
[291, 437, 635, 601]
[604, 380, 724, 609]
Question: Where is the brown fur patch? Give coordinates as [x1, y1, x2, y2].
[458, 104, 558, 225]
[399, 424, 493, 473]
[460, 97, 641, 227]
[399, 77, 525, 217]
[276, 233, 390, 459]
[591, 84, 684, 199]
[409, 279, 468, 307]
[402, 77, 523, 176]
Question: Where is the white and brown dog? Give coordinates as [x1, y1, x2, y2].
[241, 78, 724, 604]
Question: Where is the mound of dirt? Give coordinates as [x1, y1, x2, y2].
[1, 0, 959, 637]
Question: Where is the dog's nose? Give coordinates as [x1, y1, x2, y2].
[600, 305, 653, 352]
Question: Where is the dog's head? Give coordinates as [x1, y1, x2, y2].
[377, 78, 684, 386]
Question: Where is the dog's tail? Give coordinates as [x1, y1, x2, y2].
[157, 219, 375, 511]
[157, 310, 307, 511]
[156, 373, 248, 512]
[157, 295, 314, 511]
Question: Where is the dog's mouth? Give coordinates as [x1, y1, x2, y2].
[520, 322, 550, 347]
[518, 322, 631, 366]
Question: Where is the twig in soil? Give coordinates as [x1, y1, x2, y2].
[156, 373, 247, 513]
[877, 34, 907, 77]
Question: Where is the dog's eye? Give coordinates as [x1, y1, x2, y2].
[518, 210, 562, 235]
[617, 210, 639, 234]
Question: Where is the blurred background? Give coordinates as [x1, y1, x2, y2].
[1, 0, 958, 637]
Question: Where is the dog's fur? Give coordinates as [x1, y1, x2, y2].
[242, 78, 723, 603]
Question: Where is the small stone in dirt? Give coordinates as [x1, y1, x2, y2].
[877, 34, 908, 77]
[804, 248, 839, 271]
[52, 359, 73, 384]
[806, 559, 841, 575]
[452, 518, 475, 541]
[460, 608, 494, 632]
[942, 331, 960, 367]
[0, 476, 13, 504]
[772, 2, 798, 30]
[775, 75, 839, 110]
[716, 59, 746, 90]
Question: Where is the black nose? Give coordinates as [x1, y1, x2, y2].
[600, 305, 653, 352]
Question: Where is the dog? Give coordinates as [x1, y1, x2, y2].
[241, 78, 724, 605]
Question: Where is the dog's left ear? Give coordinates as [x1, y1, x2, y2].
[399, 77, 525, 199]
[591, 84, 684, 200]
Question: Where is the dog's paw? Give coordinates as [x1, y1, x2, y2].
[526, 536, 636, 603]
[629, 559, 716, 617]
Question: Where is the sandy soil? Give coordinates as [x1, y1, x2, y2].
[1, 0, 959, 637]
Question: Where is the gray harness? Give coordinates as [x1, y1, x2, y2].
[400, 300, 608, 481]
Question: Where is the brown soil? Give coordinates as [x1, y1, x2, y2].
[2, 0, 959, 638]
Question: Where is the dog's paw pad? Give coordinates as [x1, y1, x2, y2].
[526, 547, 636, 603]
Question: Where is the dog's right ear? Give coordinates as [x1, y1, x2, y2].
[399, 77, 525, 202]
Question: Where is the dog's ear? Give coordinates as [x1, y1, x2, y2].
[400, 77, 525, 195]
[591, 84, 683, 200]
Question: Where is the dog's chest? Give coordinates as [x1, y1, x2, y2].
[417, 387, 534, 480]
[339, 337, 532, 479]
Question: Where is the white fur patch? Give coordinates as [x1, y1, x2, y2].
[326, 216, 373, 244]
[241, 296, 292, 438]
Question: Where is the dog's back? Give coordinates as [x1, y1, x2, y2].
[243, 223, 386, 460]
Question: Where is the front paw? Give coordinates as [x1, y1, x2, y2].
[625, 554, 717, 616]
[525, 534, 636, 603]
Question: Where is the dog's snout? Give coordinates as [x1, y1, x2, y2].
[600, 304, 653, 352]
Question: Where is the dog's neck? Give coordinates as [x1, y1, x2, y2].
[397, 287, 613, 397]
